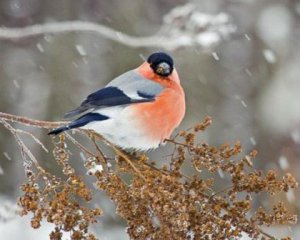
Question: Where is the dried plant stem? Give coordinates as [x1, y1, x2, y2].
[16, 128, 49, 152]
[164, 138, 188, 147]
[0, 119, 40, 169]
[88, 133, 108, 165]
[0, 112, 144, 180]
[166, 140, 276, 239]
[64, 133, 97, 158]
[110, 145, 147, 181]
[0, 112, 66, 128]
[93, 133, 147, 181]
[0, 112, 295, 240]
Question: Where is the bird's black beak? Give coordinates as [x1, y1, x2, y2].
[156, 62, 171, 76]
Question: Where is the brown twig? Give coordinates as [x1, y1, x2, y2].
[0, 111, 67, 128]
[88, 133, 108, 166]
[164, 138, 188, 147]
[15, 128, 49, 153]
[0, 112, 292, 240]
[64, 132, 97, 158]
[92, 133, 147, 181]
[0, 119, 42, 171]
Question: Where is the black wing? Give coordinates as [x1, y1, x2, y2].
[64, 86, 154, 119]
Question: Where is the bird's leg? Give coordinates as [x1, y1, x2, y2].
[91, 132, 147, 181]
[114, 149, 147, 181]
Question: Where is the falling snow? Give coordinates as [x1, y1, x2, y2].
[217, 169, 225, 178]
[38, 66, 45, 72]
[212, 52, 220, 60]
[286, 189, 295, 203]
[79, 152, 86, 161]
[263, 49, 276, 63]
[36, 43, 44, 52]
[244, 68, 252, 76]
[43, 35, 53, 42]
[291, 130, 300, 143]
[3, 152, 12, 161]
[75, 44, 87, 56]
[139, 53, 146, 61]
[244, 33, 251, 41]
[250, 137, 256, 146]
[72, 61, 79, 68]
[241, 100, 247, 108]
[278, 156, 289, 170]
[12, 80, 20, 89]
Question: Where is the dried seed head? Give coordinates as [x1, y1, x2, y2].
[16, 116, 297, 240]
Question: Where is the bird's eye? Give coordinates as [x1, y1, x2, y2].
[155, 62, 171, 76]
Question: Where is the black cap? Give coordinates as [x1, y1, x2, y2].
[147, 52, 174, 77]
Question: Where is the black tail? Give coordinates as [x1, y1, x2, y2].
[48, 113, 109, 135]
[64, 106, 88, 119]
[48, 126, 70, 135]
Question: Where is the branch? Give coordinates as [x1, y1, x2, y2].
[93, 133, 147, 181]
[0, 112, 66, 128]
[0, 111, 147, 180]
[0, 119, 39, 166]
[0, 21, 168, 48]
[16, 128, 49, 153]
[0, 111, 292, 240]
[0, 4, 236, 50]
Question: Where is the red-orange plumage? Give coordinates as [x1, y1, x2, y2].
[131, 62, 186, 143]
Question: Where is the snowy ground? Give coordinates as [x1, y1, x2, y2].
[0, 215, 129, 240]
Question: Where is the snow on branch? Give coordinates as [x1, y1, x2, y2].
[0, 4, 236, 50]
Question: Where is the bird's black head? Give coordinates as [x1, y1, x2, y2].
[147, 52, 174, 77]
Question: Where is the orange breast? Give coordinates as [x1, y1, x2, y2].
[130, 84, 185, 143]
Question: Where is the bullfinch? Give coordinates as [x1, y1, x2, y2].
[48, 52, 186, 150]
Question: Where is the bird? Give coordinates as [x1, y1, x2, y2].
[48, 52, 186, 151]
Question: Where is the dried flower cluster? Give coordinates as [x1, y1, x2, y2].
[0, 113, 298, 239]
[18, 135, 102, 240]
